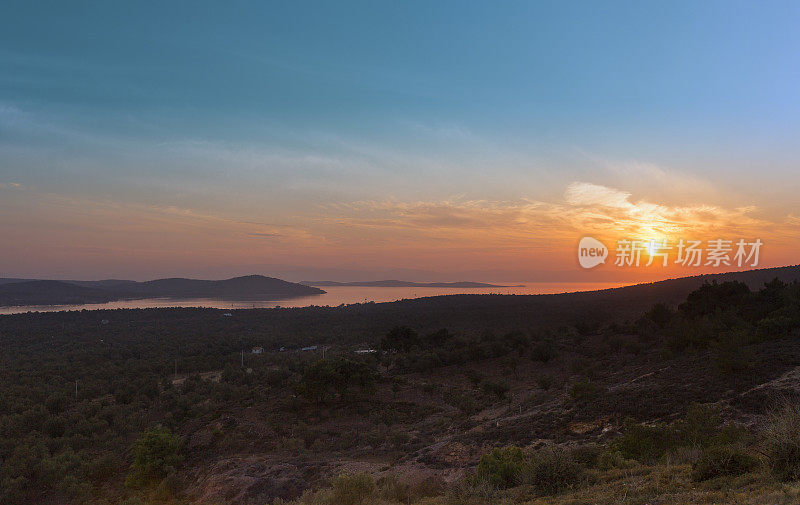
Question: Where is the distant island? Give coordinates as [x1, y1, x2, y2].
[0, 275, 325, 307]
[301, 279, 524, 288]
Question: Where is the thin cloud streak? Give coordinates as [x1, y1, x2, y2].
[1, 180, 798, 279]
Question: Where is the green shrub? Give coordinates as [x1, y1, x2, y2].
[714, 424, 752, 446]
[672, 404, 749, 448]
[596, 449, 637, 470]
[329, 472, 376, 505]
[569, 444, 603, 469]
[376, 475, 411, 503]
[691, 446, 758, 481]
[612, 422, 676, 463]
[412, 475, 444, 498]
[125, 426, 182, 488]
[762, 402, 800, 481]
[675, 403, 720, 447]
[475, 446, 526, 489]
[518, 447, 583, 494]
[475, 445, 583, 494]
[376, 474, 443, 502]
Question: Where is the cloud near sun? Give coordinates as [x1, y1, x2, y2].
[3, 181, 797, 275]
[324, 182, 790, 252]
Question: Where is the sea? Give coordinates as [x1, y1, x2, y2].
[0, 282, 625, 314]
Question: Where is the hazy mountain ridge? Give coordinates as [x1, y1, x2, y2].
[0, 280, 118, 306]
[0, 275, 325, 306]
[2, 264, 800, 308]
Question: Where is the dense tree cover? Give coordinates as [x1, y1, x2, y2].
[380, 326, 534, 371]
[0, 308, 375, 503]
[0, 300, 571, 503]
[297, 358, 376, 403]
[637, 280, 800, 369]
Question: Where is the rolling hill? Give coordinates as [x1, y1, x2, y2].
[125, 275, 326, 298]
[0, 275, 325, 306]
[0, 280, 118, 306]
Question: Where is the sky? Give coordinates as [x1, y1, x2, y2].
[1, 1, 799, 282]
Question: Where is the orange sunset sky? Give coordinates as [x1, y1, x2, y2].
[2, 3, 799, 283]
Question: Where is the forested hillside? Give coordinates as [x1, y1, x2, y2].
[3, 266, 800, 504]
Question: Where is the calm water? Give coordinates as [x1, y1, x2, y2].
[0, 282, 625, 314]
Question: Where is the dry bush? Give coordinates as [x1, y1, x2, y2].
[517, 447, 584, 494]
[762, 401, 800, 481]
[691, 446, 758, 482]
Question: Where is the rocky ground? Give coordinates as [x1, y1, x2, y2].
[177, 330, 800, 503]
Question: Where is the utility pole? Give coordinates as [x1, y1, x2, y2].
[75, 380, 78, 399]
[241, 350, 244, 367]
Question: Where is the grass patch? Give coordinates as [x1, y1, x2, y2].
[762, 401, 800, 481]
[691, 446, 759, 481]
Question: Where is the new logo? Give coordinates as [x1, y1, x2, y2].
[578, 237, 608, 269]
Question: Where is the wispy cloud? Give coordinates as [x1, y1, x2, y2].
[2, 179, 798, 278]
[564, 182, 634, 208]
[321, 182, 793, 251]
[561, 182, 767, 239]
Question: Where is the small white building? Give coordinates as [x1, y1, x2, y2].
[301, 345, 318, 352]
[251, 346, 264, 354]
[222, 313, 233, 317]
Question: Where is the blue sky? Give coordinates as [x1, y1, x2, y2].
[1, 1, 799, 280]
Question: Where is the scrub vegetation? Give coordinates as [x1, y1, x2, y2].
[3, 270, 800, 504]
